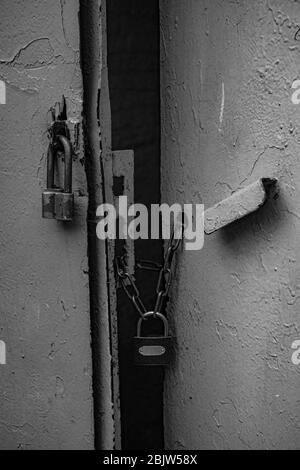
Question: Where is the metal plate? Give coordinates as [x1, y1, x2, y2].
[139, 345, 166, 356]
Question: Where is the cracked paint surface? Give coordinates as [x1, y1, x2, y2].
[161, 0, 300, 450]
[0, 0, 93, 449]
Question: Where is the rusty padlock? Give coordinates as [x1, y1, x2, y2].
[134, 312, 172, 366]
[42, 135, 74, 221]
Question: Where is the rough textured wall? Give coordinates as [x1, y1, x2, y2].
[161, 0, 300, 450]
[0, 0, 94, 449]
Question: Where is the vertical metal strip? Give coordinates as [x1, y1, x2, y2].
[80, 0, 120, 450]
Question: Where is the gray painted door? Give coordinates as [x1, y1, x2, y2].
[0, 0, 94, 449]
[161, 0, 300, 449]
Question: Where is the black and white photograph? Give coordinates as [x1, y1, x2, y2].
[0, 0, 300, 455]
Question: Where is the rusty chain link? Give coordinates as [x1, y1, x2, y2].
[115, 257, 148, 318]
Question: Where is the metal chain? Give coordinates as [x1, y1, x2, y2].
[115, 255, 148, 318]
[115, 223, 183, 319]
[153, 224, 182, 317]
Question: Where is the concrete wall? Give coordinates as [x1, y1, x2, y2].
[161, 0, 300, 449]
[0, 0, 94, 449]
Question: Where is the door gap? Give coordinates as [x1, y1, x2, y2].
[107, 0, 164, 450]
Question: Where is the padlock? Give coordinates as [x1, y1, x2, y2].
[42, 135, 74, 221]
[133, 312, 172, 366]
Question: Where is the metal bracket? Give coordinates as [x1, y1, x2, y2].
[47, 96, 81, 157]
[204, 178, 278, 234]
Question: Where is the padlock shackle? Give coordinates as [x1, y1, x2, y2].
[46, 143, 55, 189]
[55, 135, 72, 194]
[137, 311, 169, 337]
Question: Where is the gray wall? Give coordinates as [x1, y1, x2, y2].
[0, 0, 94, 449]
[161, 0, 300, 450]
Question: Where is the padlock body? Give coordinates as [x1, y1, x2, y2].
[54, 192, 74, 221]
[133, 335, 172, 366]
[42, 189, 62, 219]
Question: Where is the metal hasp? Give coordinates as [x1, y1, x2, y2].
[42, 135, 74, 221]
[133, 312, 172, 366]
[204, 178, 278, 234]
